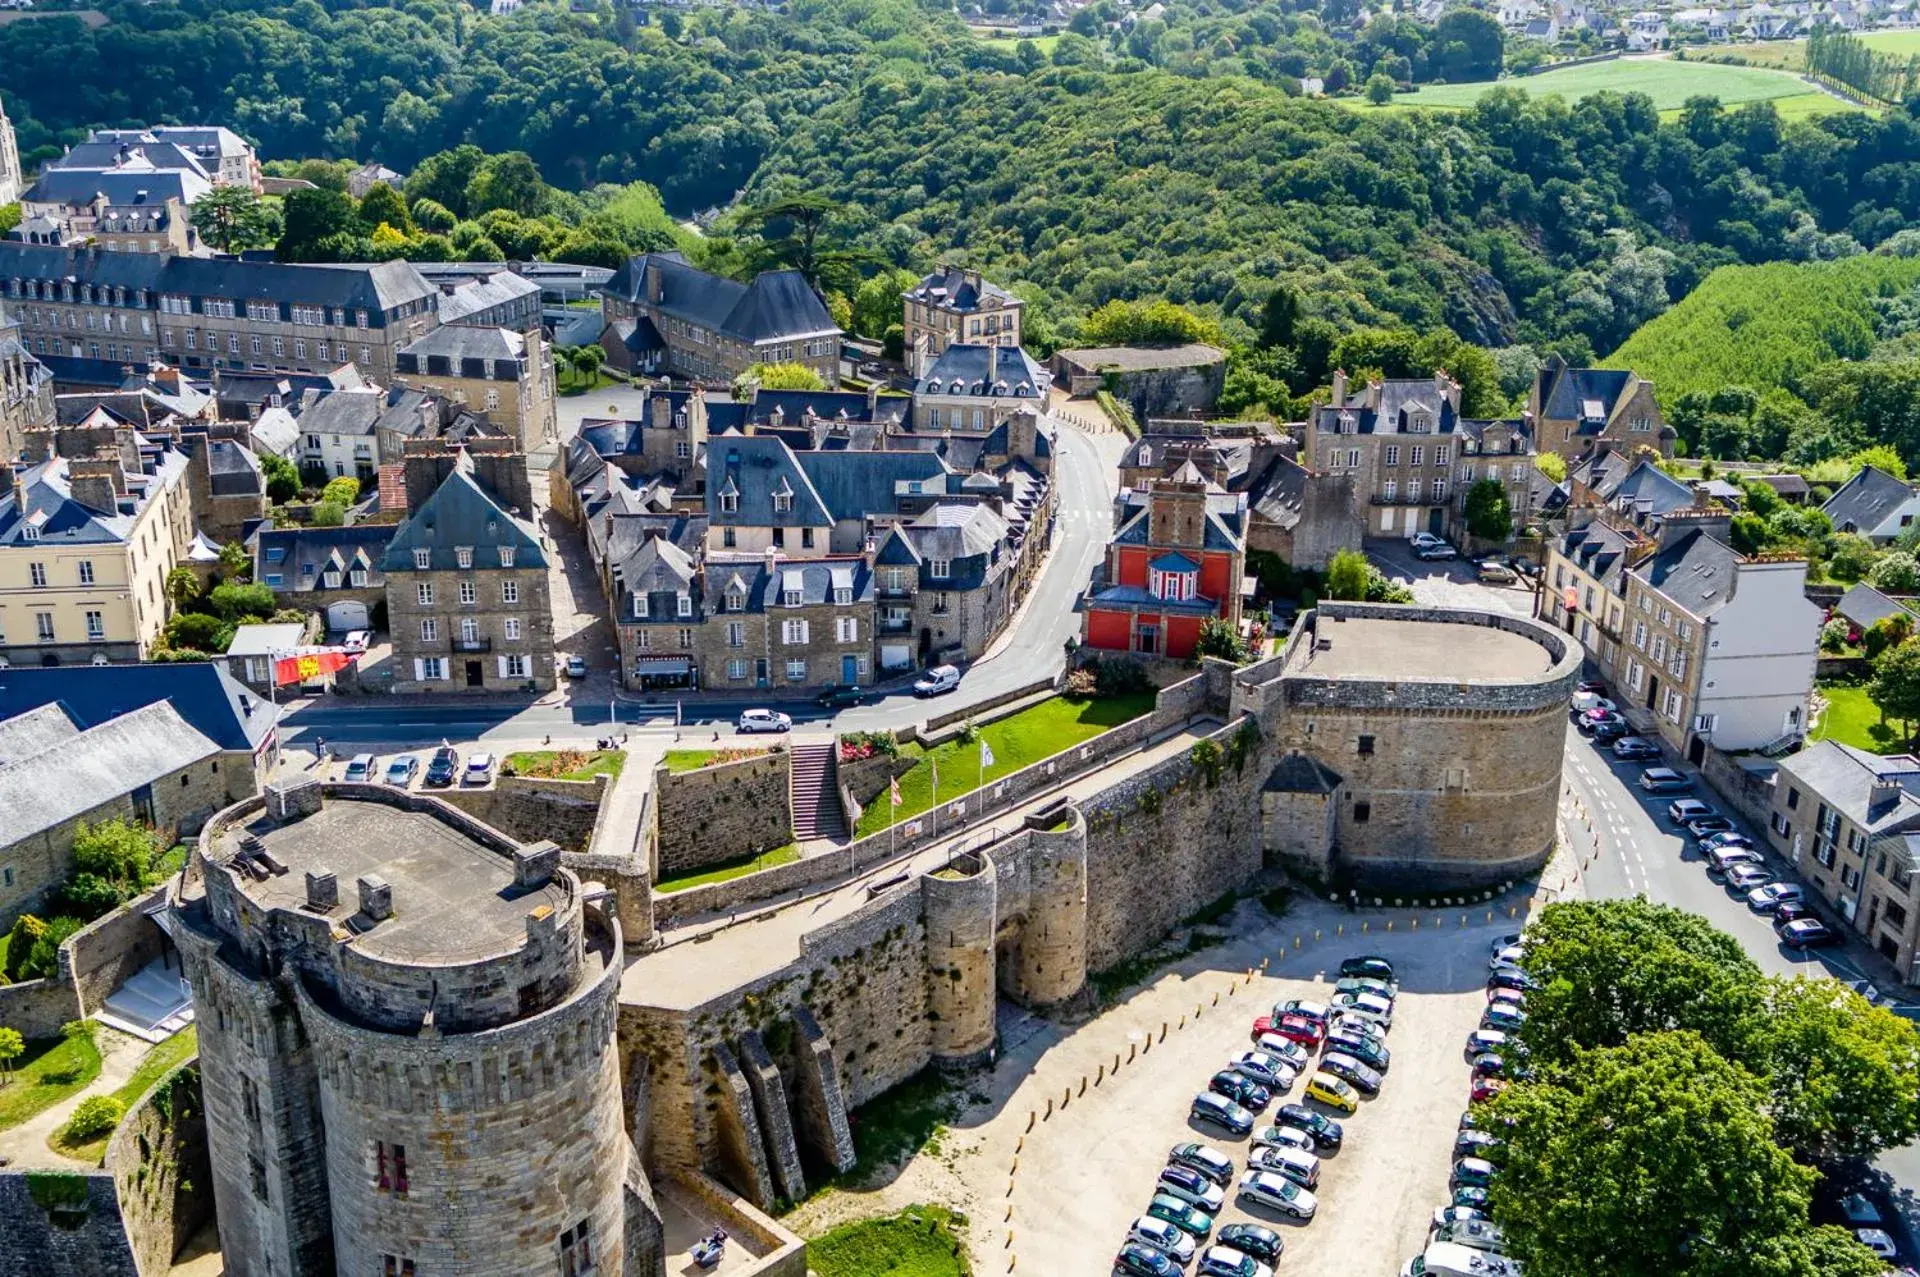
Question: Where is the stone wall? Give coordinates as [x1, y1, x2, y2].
[0, 1173, 138, 1277]
[1699, 746, 1778, 833]
[838, 748, 916, 811]
[105, 1063, 213, 1277]
[655, 750, 792, 877]
[63, 889, 170, 1017]
[0, 975, 81, 1041]
[434, 774, 607, 854]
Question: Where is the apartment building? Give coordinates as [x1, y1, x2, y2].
[1301, 372, 1463, 540]
[416, 266, 544, 334]
[0, 244, 440, 384]
[912, 343, 1050, 436]
[54, 126, 260, 191]
[695, 554, 876, 691]
[0, 439, 194, 664]
[599, 251, 841, 387]
[394, 324, 555, 454]
[1768, 742, 1920, 981]
[903, 265, 1023, 378]
[14, 167, 205, 255]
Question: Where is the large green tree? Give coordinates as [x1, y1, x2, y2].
[1870, 637, 1920, 746]
[1758, 976, 1920, 1164]
[190, 186, 282, 254]
[1325, 548, 1370, 601]
[1462, 478, 1513, 540]
[277, 188, 360, 262]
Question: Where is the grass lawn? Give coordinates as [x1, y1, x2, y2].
[1357, 57, 1834, 113]
[1661, 90, 1859, 122]
[557, 369, 628, 398]
[966, 24, 1058, 54]
[661, 746, 769, 773]
[808, 1205, 970, 1277]
[653, 843, 800, 894]
[0, 1033, 103, 1133]
[853, 692, 1157, 838]
[50, 1026, 198, 1163]
[503, 749, 626, 781]
[1813, 682, 1908, 754]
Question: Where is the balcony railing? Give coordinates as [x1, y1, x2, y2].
[1368, 492, 1442, 506]
[452, 637, 492, 653]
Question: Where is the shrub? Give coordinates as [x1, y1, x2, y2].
[208, 582, 276, 622]
[1064, 666, 1099, 697]
[1822, 617, 1856, 652]
[17, 916, 82, 982]
[64, 1096, 125, 1141]
[310, 501, 347, 528]
[3, 915, 46, 982]
[57, 874, 124, 922]
[320, 475, 361, 508]
[1089, 657, 1152, 697]
[164, 611, 231, 653]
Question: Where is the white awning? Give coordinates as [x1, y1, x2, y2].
[631, 657, 691, 675]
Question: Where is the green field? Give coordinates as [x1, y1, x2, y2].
[1812, 682, 1905, 754]
[653, 843, 799, 893]
[1707, 29, 1920, 69]
[966, 24, 1059, 54]
[808, 1205, 970, 1277]
[1361, 56, 1835, 113]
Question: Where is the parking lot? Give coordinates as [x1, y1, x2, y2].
[1001, 897, 1520, 1275]
[1364, 537, 1539, 621]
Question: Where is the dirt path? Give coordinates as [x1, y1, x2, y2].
[0, 1027, 145, 1169]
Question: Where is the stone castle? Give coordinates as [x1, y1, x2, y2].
[0, 600, 1576, 1276]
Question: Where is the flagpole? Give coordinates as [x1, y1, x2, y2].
[930, 755, 939, 839]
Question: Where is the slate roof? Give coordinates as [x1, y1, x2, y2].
[1836, 583, 1914, 630]
[1557, 521, 1635, 592]
[1112, 489, 1246, 553]
[257, 523, 395, 592]
[900, 504, 1009, 590]
[0, 700, 221, 843]
[1263, 753, 1343, 795]
[603, 252, 838, 343]
[24, 168, 209, 210]
[1310, 380, 1458, 437]
[1634, 529, 1741, 617]
[382, 464, 547, 572]
[0, 449, 188, 547]
[702, 555, 874, 613]
[707, 435, 833, 529]
[205, 437, 263, 497]
[295, 385, 438, 440]
[547, 306, 606, 350]
[431, 270, 540, 326]
[1536, 359, 1634, 425]
[90, 126, 250, 164]
[795, 449, 953, 523]
[1603, 459, 1695, 519]
[45, 138, 211, 181]
[1084, 583, 1220, 614]
[1776, 739, 1920, 834]
[0, 244, 436, 314]
[0, 661, 274, 753]
[745, 389, 907, 428]
[1756, 473, 1811, 499]
[1244, 455, 1311, 532]
[1823, 465, 1918, 535]
[398, 325, 525, 365]
[905, 266, 1017, 313]
[916, 343, 1049, 400]
[0, 703, 82, 761]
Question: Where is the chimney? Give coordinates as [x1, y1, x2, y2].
[305, 869, 339, 911]
[440, 281, 458, 296]
[866, 381, 880, 420]
[9, 463, 25, 519]
[66, 455, 125, 515]
[650, 392, 670, 430]
[1870, 775, 1907, 814]
[401, 438, 460, 512]
[645, 260, 663, 304]
[357, 873, 392, 922]
[1331, 369, 1348, 409]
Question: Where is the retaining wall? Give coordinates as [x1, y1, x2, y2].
[0, 1173, 137, 1277]
[655, 750, 792, 876]
[105, 1063, 213, 1277]
[0, 975, 80, 1040]
[1698, 746, 1778, 833]
[64, 890, 170, 1017]
[434, 774, 607, 853]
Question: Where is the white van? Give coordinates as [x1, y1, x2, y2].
[1402, 1241, 1524, 1277]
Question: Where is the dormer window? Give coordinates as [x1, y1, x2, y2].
[324, 569, 342, 588]
[633, 594, 649, 618]
[455, 546, 473, 569]
[412, 548, 431, 569]
[21, 525, 37, 542]
[834, 587, 852, 605]
[499, 546, 515, 568]
[1338, 412, 1356, 435]
[725, 588, 744, 613]
[929, 559, 951, 579]
[676, 591, 692, 618]
[719, 478, 739, 514]
[772, 477, 794, 514]
[1151, 566, 1198, 601]
[1139, 445, 1153, 467]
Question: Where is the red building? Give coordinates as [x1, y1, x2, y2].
[1082, 474, 1247, 658]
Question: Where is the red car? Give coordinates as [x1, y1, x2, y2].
[1256, 1014, 1326, 1047]
[1470, 1076, 1509, 1103]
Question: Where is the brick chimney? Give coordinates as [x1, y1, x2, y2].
[1146, 478, 1208, 550]
[400, 437, 461, 512]
[465, 439, 535, 518]
[65, 454, 126, 515]
[644, 259, 663, 305]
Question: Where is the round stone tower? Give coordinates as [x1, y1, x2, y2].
[921, 850, 998, 1068]
[1017, 813, 1089, 1009]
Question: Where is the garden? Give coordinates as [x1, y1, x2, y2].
[1, 819, 186, 987]
[0, 1021, 103, 1134]
[501, 749, 626, 781]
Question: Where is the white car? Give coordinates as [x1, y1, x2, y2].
[462, 752, 495, 785]
[1236, 1169, 1317, 1220]
[1229, 1051, 1297, 1091]
[737, 708, 793, 734]
[1410, 532, 1445, 550]
[1251, 1125, 1316, 1153]
[342, 629, 371, 654]
[1570, 690, 1614, 714]
[1250, 1033, 1312, 1071]
[1855, 1228, 1897, 1260]
[1328, 991, 1393, 1030]
[1127, 1216, 1196, 1265]
[1198, 1246, 1273, 1277]
[913, 664, 962, 697]
[1489, 946, 1528, 972]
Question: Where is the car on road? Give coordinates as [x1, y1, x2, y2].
[1210, 1071, 1271, 1113]
[1304, 1072, 1359, 1114]
[1431, 1205, 1489, 1233]
[737, 708, 793, 733]
[815, 685, 865, 709]
[1571, 692, 1617, 715]
[1229, 1051, 1297, 1091]
[1588, 713, 1630, 740]
[383, 754, 419, 787]
[1114, 1242, 1181, 1277]
[1452, 1157, 1498, 1189]
[462, 752, 495, 786]
[1329, 991, 1393, 1028]
[1250, 1033, 1312, 1072]
[1196, 1246, 1272, 1277]
[1235, 1171, 1317, 1221]
[1250, 1125, 1316, 1154]
[1247, 1144, 1320, 1189]
[1481, 1004, 1526, 1032]
[1319, 1052, 1382, 1095]
[1215, 1224, 1283, 1266]
[1779, 918, 1838, 948]
[1189, 1092, 1254, 1137]
[1129, 1217, 1197, 1265]
[1148, 1194, 1214, 1240]
[913, 664, 962, 697]
[1454, 1130, 1501, 1160]
[563, 654, 588, 679]
[1415, 542, 1460, 561]
[1725, 864, 1773, 892]
[343, 629, 371, 654]
[343, 752, 376, 782]
[1475, 560, 1518, 584]
[1639, 767, 1692, 794]
[1273, 1104, 1343, 1150]
[1667, 798, 1717, 825]
[1325, 1031, 1390, 1071]
[1157, 1165, 1227, 1214]
[424, 746, 459, 787]
[1612, 736, 1661, 760]
[1338, 955, 1397, 984]
[1576, 708, 1625, 735]
[1170, 1143, 1236, 1186]
[1748, 883, 1805, 913]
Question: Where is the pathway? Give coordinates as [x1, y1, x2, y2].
[0, 1026, 146, 1170]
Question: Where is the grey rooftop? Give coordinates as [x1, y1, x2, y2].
[1285, 614, 1554, 683]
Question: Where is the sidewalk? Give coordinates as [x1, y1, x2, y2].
[0, 1026, 147, 1170]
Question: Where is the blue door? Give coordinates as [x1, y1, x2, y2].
[841, 654, 858, 685]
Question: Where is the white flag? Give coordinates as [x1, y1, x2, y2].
[981, 739, 996, 770]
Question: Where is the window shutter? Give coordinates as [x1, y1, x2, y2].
[497, 656, 509, 679]
[412, 658, 425, 682]
[799, 620, 809, 644]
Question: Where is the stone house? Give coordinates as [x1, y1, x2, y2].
[696, 554, 877, 691]
[14, 165, 207, 255]
[1822, 464, 1920, 544]
[911, 343, 1050, 436]
[0, 312, 55, 463]
[1242, 453, 1361, 572]
[598, 251, 841, 387]
[1049, 343, 1226, 418]
[902, 265, 1023, 378]
[1451, 416, 1540, 540]
[382, 444, 554, 693]
[57, 126, 260, 191]
[872, 502, 1012, 669]
[394, 323, 556, 455]
[1767, 741, 1920, 980]
[1528, 355, 1673, 462]
[604, 513, 709, 690]
[256, 523, 395, 634]
[1301, 371, 1466, 542]
[1082, 476, 1246, 658]
[291, 384, 457, 486]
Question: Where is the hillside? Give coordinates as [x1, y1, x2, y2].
[1602, 256, 1920, 404]
[1376, 56, 1834, 113]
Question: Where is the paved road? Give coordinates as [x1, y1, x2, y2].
[278, 416, 1124, 753]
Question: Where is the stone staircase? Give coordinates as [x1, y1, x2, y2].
[96, 957, 195, 1044]
[790, 743, 847, 842]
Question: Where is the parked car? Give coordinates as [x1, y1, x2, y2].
[1304, 1072, 1359, 1114]
[1772, 899, 1815, 926]
[563, 654, 588, 679]
[1334, 976, 1397, 1002]
[1157, 1166, 1227, 1215]
[1215, 1224, 1283, 1266]
[1486, 969, 1536, 994]
[1485, 989, 1526, 1016]
[1235, 1171, 1317, 1220]
[1856, 1229, 1898, 1260]
[1725, 864, 1773, 892]
[1571, 692, 1617, 715]
[1747, 883, 1805, 913]
[1489, 946, 1528, 972]
[1470, 1076, 1509, 1103]
[1250, 1125, 1316, 1154]
[1169, 1143, 1236, 1187]
[1780, 918, 1838, 948]
[1319, 1052, 1382, 1095]
[1129, 1217, 1197, 1266]
[1433, 1219, 1509, 1256]
[1475, 560, 1518, 585]
[1147, 1195, 1214, 1241]
[913, 664, 962, 697]
[816, 685, 865, 709]
[1247, 1144, 1320, 1189]
[383, 754, 419, 787]
[1471, 1052, 1528, 1081]
[1189, 1092, 1254, 1137]
[1639, 767, 1692, 794]
[1115, 1242, 1181, 1277]
[1687, 815, 1737, 839]
[1452, 1187, 1490, 1212]
[1328, 991, 1393, 1029]
[1481, 1004, 1526, 1032]
[1431, 1205, 1490, 1234]
[737, 708, 793, 734]
[1668, 798, 1717, 825]
[1699, 831, 1757, 855]
[1577, 709, 1626, 736]
[1196, 1246, 1272, 1277]
[1414, 538, 1459, 560]
[1278, 998, 1331, 1024]
[1328, 1010, 1388, 1043]
[424, 745, 459, 787]
[343, 752, 376, 782]
[342, 629, 371, 654]
[1612, 736, 1661, 760]
[1453, 1158, 1499, 1189]
[1265, 1014, 1325, 1048]
[1229, 1051, 1297, 1091]
[1588, 713, 1630, 741]
[1249, 1034, 1312, 1072]
[1411, 532, 1446, 551]
[1210, 1071, 1271, 1113]
[1706, 846, 1763, 876]
[1272, 1104, 1343, 1150]
[1337, 955, 1397, 984]
[1465, 1029, 1511, 1057]
[462, 752, 495, 786]
[1454, 1130, 1501, 1160]
[1325, 1031, 1390, 1071]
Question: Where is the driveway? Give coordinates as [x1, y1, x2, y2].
[1366, 538, 1540, 621]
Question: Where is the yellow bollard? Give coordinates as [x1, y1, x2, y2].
[1129, 1044, 1137, 1062]
[1386, 920, 1393, 932]
[1293, 935, 1301, 949]
[1160, 1023, 1167, 1041]
[1096, 1064, 1105, 1085]
[1009, 1256, 1017, 1272]
[1007, 1232, 1014, 1249]
[1079, 1076, 1087, 1096]
[1213, 992, 1220, 1006]
[1043, 1097, 1052, 1120]
[1315, 929, 1322, 941]
[1062, 1088, 1070, 1110]
[1016, 1135, 1025, 1154]
[1006, 1204, 1013, 1222]
[1025, 1111, 1035, 1133]
[1362, 921, 1369, 933]
[1114, 1053, 1121, 1072]
[1179, 1015, 1186, 1029]
[1011, 1156, 1020, 1173]
[1486, 910, 1493, 923]
[1261, 957, 1270, 972]
[1461, 914, 1468, 927]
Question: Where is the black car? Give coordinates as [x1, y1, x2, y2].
[1210, 1070, 1270, 1112]
[424, 745, 460, 787]
[1487, 969, 1537, 994]
[1589, 714, 1631, 741]
[1274, 1104, 1342, 1150]
[1337, 955, 1396, 984]
[1325, 1032, 1390, 1072]
[1215, 1224, 1283, 1265]
[815, 685, 865, 709]
[1114, 1243, 1179, 1277]
[1773, 900, 1815, 927]
[1611, 736, 1661, 761]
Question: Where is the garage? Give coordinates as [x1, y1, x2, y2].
[881, 642, 914, 671]
[325, 600, 369, 633]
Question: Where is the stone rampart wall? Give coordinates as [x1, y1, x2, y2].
[434, 774, 607, 854]
[0, 1173, 138, 1277]
[0, 975, 80, 1041]
[655, 750, 792, 876]
[106, 1062, 213, 1277]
